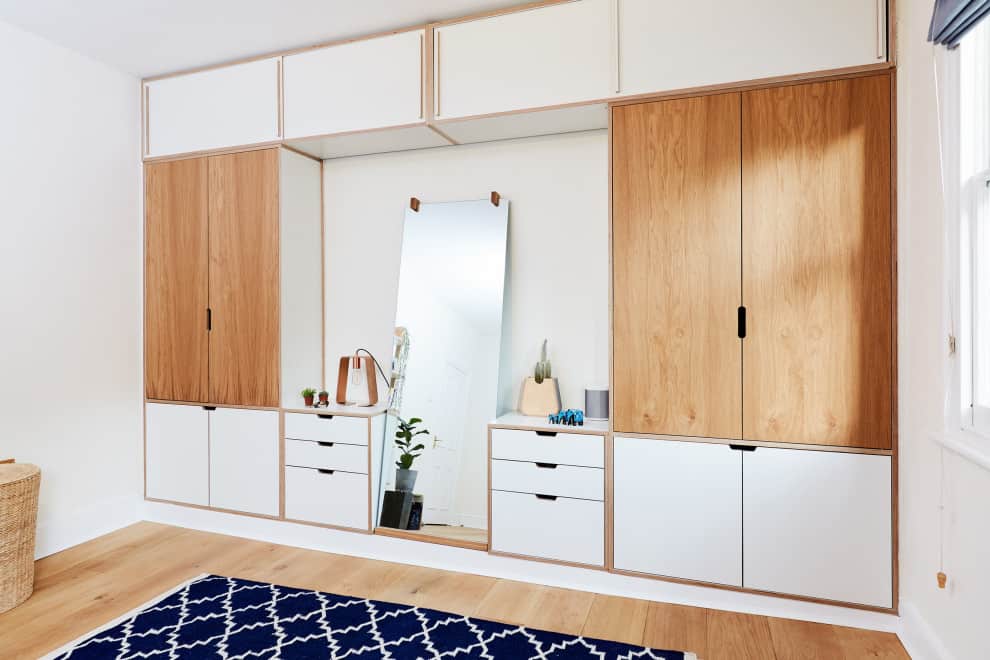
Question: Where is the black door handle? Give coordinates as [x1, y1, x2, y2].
[729, 444, 756, 452]
[317, 414, 334, 420]
[535, 431, 557, 437]
[738, 306, 747, 339]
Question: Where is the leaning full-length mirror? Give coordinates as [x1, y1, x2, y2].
[376, 199, 509, 546]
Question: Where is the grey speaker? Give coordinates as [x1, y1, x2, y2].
[585, 386, 609, 421]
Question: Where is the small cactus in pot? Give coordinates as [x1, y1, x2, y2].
[534, 339, 552, 384]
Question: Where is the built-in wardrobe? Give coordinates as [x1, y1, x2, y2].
[144, 147, 323, 515]
[611, 73, 895, 609]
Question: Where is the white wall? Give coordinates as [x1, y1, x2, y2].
[896, 4, 990, 660]
[323, 131, 609, 414]
[0, 20, 142, 557]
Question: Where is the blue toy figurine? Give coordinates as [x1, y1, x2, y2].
[548, 409, 585, 426]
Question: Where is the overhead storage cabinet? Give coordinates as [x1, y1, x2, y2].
[283, 30, 427, 138]
[615, 0, 887, 96]
[144, 58, 280, 158]
[433, 0, 612, 120]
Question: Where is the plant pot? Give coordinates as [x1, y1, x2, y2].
[318, 393, 329, 404]
[303, 395, 314, 407]
[395, 468, 418, 492]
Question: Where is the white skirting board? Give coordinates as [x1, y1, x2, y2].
[36, 494, 141, 559]
[141, 500, 899, 633]
[896, 601, 956, 660]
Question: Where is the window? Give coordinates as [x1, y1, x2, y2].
[958, 18, 990, 435]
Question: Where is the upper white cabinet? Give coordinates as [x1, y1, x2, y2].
[433, 0, 612, 120]
[613, 437, 743, 587]
[146, 403, 209, 506]
[616, 0, 887, 96]
[283, 30, 426, 138]
[209, 408, 280, 516]
[144, 57, 280, 158]
[743, 448, 893, 608]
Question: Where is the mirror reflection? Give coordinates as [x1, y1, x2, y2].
[376, 199, 509, 546]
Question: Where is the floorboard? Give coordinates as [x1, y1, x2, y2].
[0, 522, 910, 660]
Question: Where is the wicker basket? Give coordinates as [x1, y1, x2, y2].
[0, 463, 41, 613]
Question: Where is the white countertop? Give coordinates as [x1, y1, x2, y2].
[490, 412, 609, 435]
[283, 402, 389, 418]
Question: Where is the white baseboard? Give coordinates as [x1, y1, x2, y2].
[142, 500, 900, 633]
[35, 494, 141, 559]
[897, 601, 955, 660]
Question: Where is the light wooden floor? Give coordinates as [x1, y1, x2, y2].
[0, 522, 909, 660]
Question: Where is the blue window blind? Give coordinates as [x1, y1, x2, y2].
[930, 0, 990, 47]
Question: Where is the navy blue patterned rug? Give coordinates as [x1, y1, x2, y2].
[46, 574, 695, 659]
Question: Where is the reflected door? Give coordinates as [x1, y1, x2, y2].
[419, 362, 469, 524]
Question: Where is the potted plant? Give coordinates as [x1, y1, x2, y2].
[318, 389, 330, 405]
[394, 416, 429, 492]
[301, 388, 316, 407]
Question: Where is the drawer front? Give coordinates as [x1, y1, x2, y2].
[284, 466, 369, 530]
[285, 439, 368, 473]
[490, 428, 603, 467]
[491, 490, 604, 566]
[285, 413, 368, 445]
[491, 459, 603, 501]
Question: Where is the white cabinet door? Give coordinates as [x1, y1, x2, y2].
[209, 408, 279, 516]
[617, 0, 886, 97]
[145, 57, 280, 157]
[743, 448, 892, 608]
[613, 437, 742, 586]
[283, 30, 425, 138]
[434, 0, 611, 119]
[146, 403, 209, 506]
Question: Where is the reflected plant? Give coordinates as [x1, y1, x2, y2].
[394, 417, 429, 470]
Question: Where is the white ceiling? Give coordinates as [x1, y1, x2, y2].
[0, 0, 527, 78]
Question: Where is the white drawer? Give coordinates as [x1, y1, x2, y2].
[285, 438, 368, 473]
[284, 466, 369, 530]
[491, 490, 604, 566]
[285, 413, 368, 445]
[490, 428, 603, 467]
[491, 459, 603, 501]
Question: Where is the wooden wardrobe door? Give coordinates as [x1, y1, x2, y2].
[612, 94, 742, 438]
[208, 149, 280, 407]
[742, 75, 892, 449]
[144, 158, 209, 402]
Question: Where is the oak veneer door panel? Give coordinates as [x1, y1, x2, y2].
[612, 94, 742, 438]
[208, 149, 280, 408]
[742, 75, 892, 449]
[144, 158, 209, 402]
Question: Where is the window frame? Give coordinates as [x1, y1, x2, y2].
[945, 21, 990, 439]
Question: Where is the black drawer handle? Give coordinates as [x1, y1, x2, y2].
[535, 493, 558, 501]
[202, 406, 216, 411]
[317, 441, 335, 447]
[317, 469, 335, 475]
[535, 431, 557, 437]
[535, 462, 558, 469]
[317, 414, 334, 420]
[729, 444, 757, 452]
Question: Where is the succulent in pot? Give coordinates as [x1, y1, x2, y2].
[301, 388, 317, 407]
[318, 389, 330, 405]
